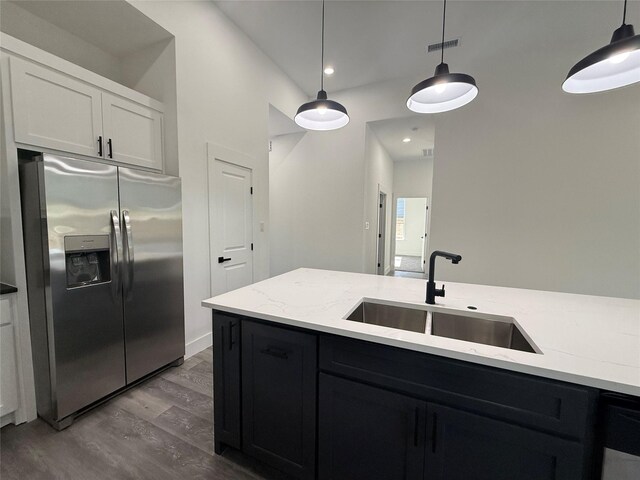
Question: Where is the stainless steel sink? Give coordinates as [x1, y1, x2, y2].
[345, 301, 427, 333]
[430, 312, 537, 353]
[345, 301, 538, 353]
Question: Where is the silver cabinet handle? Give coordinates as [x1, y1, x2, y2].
[110, 210, 122, 299]
[122, 209, 134, 299]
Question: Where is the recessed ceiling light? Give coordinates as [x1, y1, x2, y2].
[324, 66, 335, 75]
[402, 137, 411, 143]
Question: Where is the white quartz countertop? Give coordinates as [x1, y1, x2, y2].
[202, 268, 640, 396]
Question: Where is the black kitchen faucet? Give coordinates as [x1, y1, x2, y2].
[426, 250, 462, 304]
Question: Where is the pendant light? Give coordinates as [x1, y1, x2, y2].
[563, 0, 640, 93]
[295, 0, 349, 131]
[407, 0, 478, 114]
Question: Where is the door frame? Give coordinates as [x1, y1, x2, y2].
[206, 143, 257, 297]
[376, 190, 387, 275]
[390, 194, 431, 274]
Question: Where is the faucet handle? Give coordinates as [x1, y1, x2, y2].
[435, 284, 446, 298]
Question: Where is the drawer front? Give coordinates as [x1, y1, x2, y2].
[320, 335, 596, 439]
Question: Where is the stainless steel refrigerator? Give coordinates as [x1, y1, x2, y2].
[19, 152, 184, 430]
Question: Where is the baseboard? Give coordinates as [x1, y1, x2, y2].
[0, 412, 15, 428]
[185, 331, 212, 358]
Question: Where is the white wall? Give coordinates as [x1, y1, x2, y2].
[269, 56, 639, 299]
[396, 197, 427, 257]
[269, 132, 305, 276]
[120, 38, 179, 175]
[268, 126, 366, 275]
[428, 41, 640, 299]
[269, 76, 411, 277]
[364, 127, 394, 274]
[0, 1, 122, 83]
[393, 159, 433, 199]
[129, 0, 307, 354]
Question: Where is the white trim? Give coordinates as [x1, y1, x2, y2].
[1, 413, 16, 428]
[185, 331, 212, 359]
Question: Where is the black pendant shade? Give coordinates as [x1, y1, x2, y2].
[407, 0, 478, 113]
[563, 0, 640, 93]
[294, 0, 349, 131]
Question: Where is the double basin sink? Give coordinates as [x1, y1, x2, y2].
[345, 300, 539, 354]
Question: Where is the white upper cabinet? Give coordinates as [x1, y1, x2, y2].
[8, 56, 164, 171]
[10, 56, 103, 158]
[102, 93, 163, 171]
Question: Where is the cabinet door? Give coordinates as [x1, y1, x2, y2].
[0, 324, 19, 417]
[9, 57, 103, 158]
[242, 320, 317, 480]
[319, 374, 426, 480]
[213, 312, 241, 453]
[102, 93, 163, 171]
[426, 404, 586, 480]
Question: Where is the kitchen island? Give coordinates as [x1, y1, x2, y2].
[202, 268, 640, 480]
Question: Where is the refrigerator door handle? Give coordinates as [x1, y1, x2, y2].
[110, 209, 122, 299]
[122, 209, 134, 299]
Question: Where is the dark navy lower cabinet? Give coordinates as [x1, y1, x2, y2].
[241, 319, 317, 480]
[212, 312, 603, 480]
[212, 312, 241, 453]
[318, 373, 426, 480]
[425, 404, 586, 480]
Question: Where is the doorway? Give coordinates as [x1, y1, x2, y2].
[208, 153, 254, 296]
[394, 197, 428, 273]
[377, 191, 387, 275]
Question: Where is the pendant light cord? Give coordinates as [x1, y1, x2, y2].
[622, 0, 627, 25]
[440, 0, 447, 64]
[320, 0, 325, 91]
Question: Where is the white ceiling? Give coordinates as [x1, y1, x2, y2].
[368, 115, 435, 162]
[8, 0, 173, 57]
[215, 0, 629, 96]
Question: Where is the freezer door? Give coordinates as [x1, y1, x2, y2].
[118, 167, 184, 383]
[41, 154, 126, 419]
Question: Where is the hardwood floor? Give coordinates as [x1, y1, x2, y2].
[0, 348, 289, 480]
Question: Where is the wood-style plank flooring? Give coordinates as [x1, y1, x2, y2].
[0, 348, 287, 480]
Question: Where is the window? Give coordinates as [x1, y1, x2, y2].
[396, 198, 405, 241]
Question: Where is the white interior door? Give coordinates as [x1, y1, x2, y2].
[209, 159, 254, 296]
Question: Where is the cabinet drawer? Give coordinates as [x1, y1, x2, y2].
[319, 335, 597, 439]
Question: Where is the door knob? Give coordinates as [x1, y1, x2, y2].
[218, 256, 231, 263]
